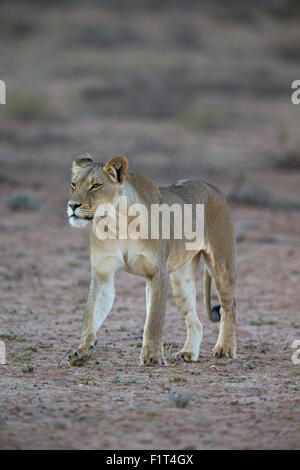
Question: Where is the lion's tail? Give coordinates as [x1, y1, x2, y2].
[203, 267, 221, 323]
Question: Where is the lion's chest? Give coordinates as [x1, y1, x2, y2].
[123, 249, 158, 278]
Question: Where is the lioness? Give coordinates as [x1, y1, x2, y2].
[67, 154, 237, 366]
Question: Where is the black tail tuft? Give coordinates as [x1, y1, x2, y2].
[211, 305, 221, 322]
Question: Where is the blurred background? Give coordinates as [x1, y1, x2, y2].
[0, 0, 300, 450]
[1, 0, 300, 189]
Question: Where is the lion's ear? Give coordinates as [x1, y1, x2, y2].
[72, 153, 94, 176]
[103, 156, 128, 184]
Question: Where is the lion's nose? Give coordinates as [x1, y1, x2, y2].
[69, 202, 82, 212]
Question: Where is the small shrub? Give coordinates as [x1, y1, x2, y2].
[21, 363, 35, 373]
[179, 102, 229, 131]
[4, 94, 53, 121]
[229, 183, 300, 211]
[112, 375, 139, 384]
[169, 376, 187, 383]
[273, 150, 300, 170]
[6, 190, 43, 211]
[53, 421, 67, 430]
[229, 183, 272, 207]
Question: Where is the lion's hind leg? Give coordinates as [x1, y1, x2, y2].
[170, 254, 203, 362]
[203, 250, 237, 359]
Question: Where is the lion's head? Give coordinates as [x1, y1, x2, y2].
[67, 153, 128, 227]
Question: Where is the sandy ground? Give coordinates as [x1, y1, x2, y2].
[0, 1, 300, 450]
[0, 168, 299, 450]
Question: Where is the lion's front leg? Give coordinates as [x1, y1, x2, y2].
[69, 271, 115, 366]
[140, 266, 168, 367]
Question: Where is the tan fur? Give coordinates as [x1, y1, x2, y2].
[67, 155, 237, 366]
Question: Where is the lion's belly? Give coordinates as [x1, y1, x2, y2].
[167, 243, 201, 274]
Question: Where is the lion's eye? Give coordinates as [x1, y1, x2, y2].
[70, 182, 76, 189]
[90, 183, 102, 191]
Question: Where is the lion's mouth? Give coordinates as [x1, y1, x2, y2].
[70, 214, 94, 221]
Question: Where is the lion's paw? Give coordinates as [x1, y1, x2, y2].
[173, 350, 197, 363]
[212, 341, 236, 359]
[68, 347, 93, 366]
[140, 345, 166, 367]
